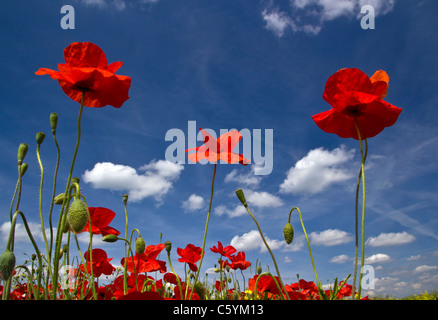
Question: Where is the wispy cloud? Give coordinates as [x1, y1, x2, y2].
[365, 253, 392, 264]
[82, 160, 184, 202]
[262, 0, 396, 36]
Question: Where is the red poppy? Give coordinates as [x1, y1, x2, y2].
[82, 248, 115, 278]
[312, 68, 402, 140]
[177, 244, 203, 272]
[36, 42, 131, 108]
[227, 251, 251, 271]
[121, 243, 167, 274]
[163, 272, 181, 285]
[248, 274, 283, 297]
[210, 241, 237, 260]
[80, 207, 120, 237]
[186, 128, 250, 164]
[118, 291, 164, 300]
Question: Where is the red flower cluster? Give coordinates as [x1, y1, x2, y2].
[210, 241, 251, 271]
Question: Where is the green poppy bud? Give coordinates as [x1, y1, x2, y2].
[122, 194, 128, 204]
[233, 291, 240, 300]
[235, 189, 247, 207]
[102, 234, 119, 243]
[193, 281, 206, 300]
[21, 163, 28, 176]
[54, 193, 66, 205]
[257, 266, 262, 275]
[0, 249, 16, 280]
[17, 143, 29, 164]
[71, 177, 80, 185]
[67, 199, 88, 233]
[50, 113, 58, 134]
[135, 237, 146, 254]
[36, 132, 46, 145]
[165, 241, 172, 253]
[283, 223, 295, 245]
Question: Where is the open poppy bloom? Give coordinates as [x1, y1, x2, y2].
[36, 42, 131, 108]
[121, 244, 167, 274]
[80, 207, 120, 237]
[186, 128, 250, 164]
[210, 241, 237, 260]
[226, 251, 251, 271]
[312, 68, 402, 140]
[177, 244, 203, 272]
[82, 249, 115, 278]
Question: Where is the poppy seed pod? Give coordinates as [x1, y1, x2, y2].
[0, 249, 16, 281]
[235, 189, 247, 207]
[283, 223, 295, 245]
[67, 199, 89, 233]
[135, 237, 146, 254]
[122, 194, 128, 204]
[36, 132, 46, 145]
[165, 241, 172, 253]
[50, 113, 58, 134]
[17, 143, 29, 164]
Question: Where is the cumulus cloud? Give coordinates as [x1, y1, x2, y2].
[245, 190, 284, 208]
[365, 253, 391, 264]
[330, 254, 352, 263]
[230, 230, 285, 253]
[279, 146, 355, 195]
[309, 229, 353, 246]
[263, 0, 396, 36]
[82, 160, 184, 202]
[414, 265, 438, 274]
[366, 231, 416, 247]
[214, 205, 247, 218]
[0, 221, 50, 244]
[182, 194, 205, 212]
[224, 165, 262, 187]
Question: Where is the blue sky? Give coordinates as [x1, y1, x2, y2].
[1, 0, 437, 298]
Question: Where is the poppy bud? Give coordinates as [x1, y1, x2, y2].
[71, 177, 80, 185]
[54, 193, 66, 205]
[194, 281, 206, 300]
[122, 194, 128, 204]
[233, 291, 240, 300]
[0, 249, 16, 281]
[102, 234, 119, 243]
[235, 189, 247, 207]
[21, 163, 28, 176]
[257, 266, 262, 275]
[50, 113, 58, 134]
[67, 199, 88, 233]
[36, 132, 46, 145]
[283, 222, 294, 245]
[165, 241, 172, 253]
[17, 143, 29, 164]
[62, 215, 71, 233]
[135, 237, 146, 254]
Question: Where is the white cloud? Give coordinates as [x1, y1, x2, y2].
[330, 254, 352, 263]
[263, 0, 396, 36]
[414, 265, 438, 274]
[279, 146, 355, 195]
[0, 221, 51, 244]
[245, 190, 283, 208]
[82, 160, 184, 202]
[230, 230, 285, 253]
[214, 205, 247, 218]
[182, 194, 205, 212]
[407, 255, 421, 261]
[365, 253, 391, 264]
[366, 232, 416, 247]
[224, 165, 262, 187]
[309, 229, 353, 246]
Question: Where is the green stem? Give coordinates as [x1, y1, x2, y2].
[288, 207, 322, 299]
[190, 163, 217, 299]
[123, 197, 129, 294]
[253, 272, 284, 299]
[167, 251, 183, 299]
[52, 91, 85, 300]
[352, 138, 367, 299]
[244, 204, 289, 300]
[354, 120, 367, 299]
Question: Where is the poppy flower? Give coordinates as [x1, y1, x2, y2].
[177, 244, 203, 272]
[186, 128, 250, 164]
[80, 207, 120, 237]
[210, 241, 237, 260]
[82, 248, 115, 278]
[312, 68, 402, 140]
[121, 243, 167, 274]
[227, 251, 251, 271]
[248, 274, 283, 297]
[36, 42, 131, 108]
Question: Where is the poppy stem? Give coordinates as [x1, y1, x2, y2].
[354, 120, 367, 299]
[52, 91, 85, 300]
[190, 163, 217, 300]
